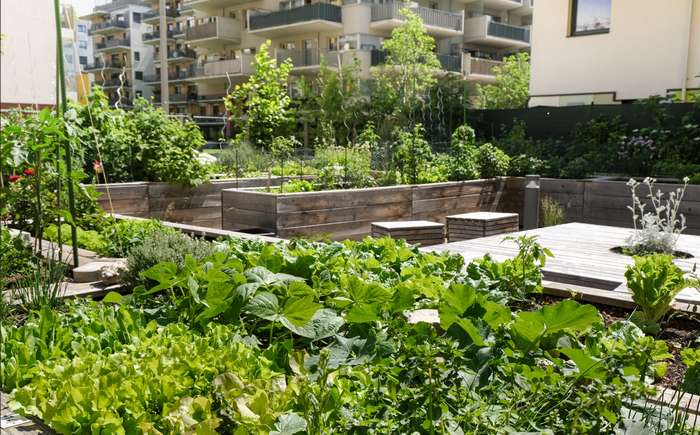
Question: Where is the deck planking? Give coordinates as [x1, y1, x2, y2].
[425, 223, 700, 306]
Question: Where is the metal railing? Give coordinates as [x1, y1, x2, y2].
[89, 18, 129, 34]
[186, 17, 241, 41]
[83, 59, 128, 70]
[487, 21, 530, 42]
[191, 57, 255, 77]
[101, 78, 131, 88]
[143, 68, 195, 83]
[154, 93, 197, 103]
[371, 2, 462, 31]
[198, 93, 228, 102]
[437, 54, 461, 72]
[95, 38, 131, 50]
[276, 48, 339, 68]
[164, 49, 197, 60]
[249, 3, 342, 31]
[143, 9, 179, 21]
[142, 30, 175, 41]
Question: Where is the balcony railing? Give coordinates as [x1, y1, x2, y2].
[438, 54, 461, 72]
[95, 0, 149, 13]
[89, 18, 129, 34]
[487, 21, 530, 42]
[276, 48, 339, 68]
[143, 9, 179, 21]
[249, 3, 342, 31]
[95, 38, 131, 50]
[153, 93, 197, 103]
[198, 93, 228, 102]
[166, 49, 197, 60]
[371, 2, 462, 32]
[83, 59, 128, 70]
[142, 29, 175, 42]
[186, 17, 241, 42]
[101, 78, 131, 88]
[143, 68, 195, 83]
[465, 56, 501, 76]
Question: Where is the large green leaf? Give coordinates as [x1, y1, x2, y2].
[271, 413, 306, 435]
[560, 348, 607, 380]
[438, 283, 477, 330]
[285, 308, 344, 340]
[512, 300, 601, 352]
[281, 296, 321, 328]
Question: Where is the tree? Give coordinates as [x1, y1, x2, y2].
[373, 8, 440, 129]
[477, 52, 530, 109]
[224, 40, 294, 148]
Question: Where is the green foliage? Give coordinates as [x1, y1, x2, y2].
[11, 260, 66, 313]
[313, 145, 375, 189]
[0, 228, 37, 285]
[69, 88, 207, 185]
[270, 136, 300, 164]
[448, 124, 480, 180]
[393, 123, 436, 184]
[477, 52, 530, 109]
[225, 41, 294, 148]
[509, 153, 545, 176]
[272, 179, 316, 193]
[681, 348, 700, 394]
[44, 223, 107, 253]
[373, 8, 440, 127]
[690, 173, 700, 184]
[124, 230, 217, 288]
[624, 254, 698, 330]
[476, 142, 511, 178]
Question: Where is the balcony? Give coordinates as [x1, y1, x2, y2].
[370, 49, 461, 74]
[186, 17, 242, 49]
[370, 3, 463, 38]
[95, 38, 131, 53]
[142, 9, 179, 24]
[143, 68, 195, 84]
[248, 3, 342, 38]
[100, 78, 131, 89]
[83, 59, 129, 72]
[276, 48, 339, 72]
[463, 15, 530, 48]
[459, 0, 523, 10]
[190, 56, 254, 84]
[142, 29, 175, 44]
[180, 0, 248, 16]
[89, 18, 129, 36]
[462, 54, 501, 83]
[153, 93, 198, 104]
[154, 49, 198, 64]
[197, 93, 228, 102]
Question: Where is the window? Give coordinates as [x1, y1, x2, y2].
[570, 0, 611, 36]
[134, 51, 140, 61]
[79, 56, 88, 65]
[132, 12, 141, 23]
[135, 71, 143, 80]
[79, 40, 88, 49]
[77, 24, 87, 33]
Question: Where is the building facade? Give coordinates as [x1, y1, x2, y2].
[81, 0, 532, 122]
[81, 0, 158, 106]
[62, 5, 94, 104]
[529, 0, 700, 107]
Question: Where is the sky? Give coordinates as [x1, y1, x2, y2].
[576, 0, 612, 30]
[64, 0, 99, 16]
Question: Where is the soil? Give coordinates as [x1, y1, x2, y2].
[534, 294, 700, 390]
[609, 246, 694, 259]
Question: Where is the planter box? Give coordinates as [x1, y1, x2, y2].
[222, 178, 522, 240]
[93, 176, 304, 229]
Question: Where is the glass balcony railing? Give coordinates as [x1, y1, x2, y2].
[487, 21, 530, 42]
[276, 48, 339, 68]
[142, 29, 175, 42]
[95, 38, 131, 50]
[89, 18, 129, 34]
[371, 2, 462, 32]
[249, 3, 342, 31]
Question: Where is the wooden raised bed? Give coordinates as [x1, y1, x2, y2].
[222, 178, 524, 240]
[93, 176, 306, 229]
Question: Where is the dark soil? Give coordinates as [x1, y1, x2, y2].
[534, 294, 700, 389]
[609, 246, 694, 259]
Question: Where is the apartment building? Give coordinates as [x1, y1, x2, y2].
[81, 0, 158, 106]
[62, 5, 93, 103]
[529, 0, 700, 106]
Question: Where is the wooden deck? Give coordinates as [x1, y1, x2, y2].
[425, 223, 700, 307]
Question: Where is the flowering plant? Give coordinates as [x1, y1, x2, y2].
[625, 176, 689, 255]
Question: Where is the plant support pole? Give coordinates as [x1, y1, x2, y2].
[54, 0, 80, 267]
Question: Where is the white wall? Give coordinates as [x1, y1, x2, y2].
[0, 0, 57, 107]
[529, 0, 700, 106]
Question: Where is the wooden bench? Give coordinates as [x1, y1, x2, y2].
[446, 212, 519, 242]
[371, 221, 445, 246]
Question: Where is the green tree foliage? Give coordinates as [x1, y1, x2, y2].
[225, 40, 294, 148]
[448, 124, 480, 180]
[477, 52, 530, 109]
[373, 8, 441, 127]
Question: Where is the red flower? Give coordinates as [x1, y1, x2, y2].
[9, 175, 22, 183]
[93, 160, 103, 174]
[23, 168, 35, 176]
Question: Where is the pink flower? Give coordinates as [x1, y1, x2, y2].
[9, 175, 21, 183]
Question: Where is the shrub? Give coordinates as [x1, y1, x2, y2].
[624, 254, 698, 331]
[560, 155, 593, 179]
[124, 231, 217, 287]
[448, 125, 480, 181]
[690, 173, 700, 185]
[393, 124, 434, 184]
[100, 219, 178, 258]
[509, 154, 545, 177]
[313, 145, 374, 189]
[476, 143, 510, 178]
[0, 228, 37, 283]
